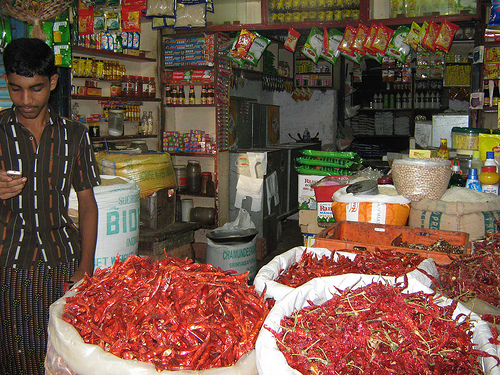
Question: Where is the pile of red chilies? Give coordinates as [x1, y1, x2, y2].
[276, 249, 425, 287]
[268, 281, 498, 374]
[63, 255, 272, 371]
[437, 233, 500, 310]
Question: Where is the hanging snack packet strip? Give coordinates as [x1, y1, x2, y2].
[321, 27, 343, 65]
[370, 23, 394, 55]
[302, 26, 323, 63]
[245, 32, 271, 66]
[433, 19, 459, 53]
[363, 24, 383, 63]
[386, 25, 411, 63]
[122, 6, 142, 32]
[405, 22, 423, 51]
[352, 24, 369, 55]
[284, 28, 301, 52]
[421, 21, 440, 51]
[338, 25, 358, 59]
[231, 29, 257, 57]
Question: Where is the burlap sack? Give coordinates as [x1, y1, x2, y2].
[409, 198, 500, 241]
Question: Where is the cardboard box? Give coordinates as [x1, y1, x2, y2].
[299, 209, 323, 234]
[140, 187, 176, 229]
[317, 201, 335, 224]
[409, 149, 437, 158]
[86, 87, 102, 96]
[298, 174, 323, 210]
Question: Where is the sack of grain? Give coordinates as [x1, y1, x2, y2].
[408, 187, 500, 241]
[95, 152, 176, 199]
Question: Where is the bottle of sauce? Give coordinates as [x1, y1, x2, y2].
[449, 160, 466, 187]
[437, 138, 449, 159]
[189, 85, 196, 104]
[479, 166, 500, 194]
[171, 85, 178, 105]
[165, 85, 172, 105]
[149, 77, 156, 98]
[201, 85, 207, 105]
[179, 85, 185, 105]
[186, 160, 201, 193]
[207, 85, 214, 105]
[142, 76, 149, 98]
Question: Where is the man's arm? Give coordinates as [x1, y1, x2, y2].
[70, 187, 98, 282]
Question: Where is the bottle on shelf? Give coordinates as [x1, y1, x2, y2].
[479, 166, 500, 194]
[186, 160, 202, 194]
[141, 111, 148, 135]
[484, 151, 498, 173]
[165, 85, 172, 105]
[147, 111, 154, 135]
[449, 160, 466, 187]
[471, 150, 483, 175]
[189, 85, 195, 105]
[171, 85, 178, 105]
[389, 93, 395, 109]
[402, 92, 408, 109]
[207, 85, 214, 105]
[396, 92, 401, 109]
[201, 85, 207, 105]
[179, 85, 185, 105]
[142, 76, 149, 98]
[149, 77, 156, 98]
[465, 168, 482, 192]
[436, 138, 449, 159]
[383, 92, 389, 109]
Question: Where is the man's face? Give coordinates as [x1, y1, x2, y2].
[2, 72, 58, 121]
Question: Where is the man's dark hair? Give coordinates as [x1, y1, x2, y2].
[3, 38, 56, 78]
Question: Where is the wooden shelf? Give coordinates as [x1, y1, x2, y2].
[73, 46, 156, 62]
[165, 104, 216, 108]
[169, 152, 217, 157]
[71, 95, 161, 102]
[164, 64, 214, 70]
[91, 134, 157, 141]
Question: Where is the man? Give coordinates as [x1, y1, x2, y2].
[0, 38, 100, 374]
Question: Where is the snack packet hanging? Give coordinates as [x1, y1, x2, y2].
[405, 22, 423, 51]
[122, 6, 142, 32]
[105, 11, 120, 31]
[352, 23, 369, 55]
[490, 0, 500, 26]
[321, 27, 343, 65]
[433, 19, 459, 53]
[302, 26, 323, 63]
[386, 25, 411, 63]
[421, 21, 439, 51]
[370, 23, 394, 55]
[230, 29, 257, 58]
[245, 32, 271, 66]
[78, 7, 94, 35]
[363, 24, 378, 54]
[174, 0, 207, 29]
[284, 28, 301, 52]
[338, 25, 362, 63]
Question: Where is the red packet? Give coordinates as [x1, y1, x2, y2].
[433, 20, 459, 53]
[231, 29, 257, 57]
[338, 25, 357, 57]
[363, 24, 378, 54]
[122, 6, 142, 32]
[78, 7, 94, 36]
[371, 23, 394, 55]
[352, 24, 369, 55]
[421, 21, 440, 51]
[285, 28, 301, 52]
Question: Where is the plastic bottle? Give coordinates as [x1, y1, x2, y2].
[484, 151, 498, 173]
[141, 111, 148, 135]
[147, 111, 153, 135]
[471, 150, 483, 176]
[436, 138, 449, 159]
[449, 160, 466, 187]
[479, 166, 500, 194]
[465, 168, 482, 192]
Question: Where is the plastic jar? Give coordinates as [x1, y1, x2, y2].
[174, 165, 188, 193]
[108, 109, 124, 136]
[190, 207, 215, 225]
[451, 127, 490, 150]
[181, 199, 193, 222]
[455, 149, 473, 177]
[134, 76, 143, 97]
[186, 160, 201, 194]
[142, 76, 149, 98]
[479, 166, 500, 194]
[121, 75, 131, 96]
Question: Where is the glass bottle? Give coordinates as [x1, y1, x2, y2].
[179, 85, 185, 105]
[449, 160, 466, 187]
[174, 165, 188, 193]
[142, 76, 149, 98]
[189, 85, 195, 104]
[165, 85, 172, 105]
[141, 111, 148, 135]
[437, 138, 449, 159]
[201, 85, 207, 105]
[207, 85, 214, 105]
[149, 77, 156, 98]
[171, 85, 178, 105]
[186, 160, 202, 193]
[147, 111, 153, 135]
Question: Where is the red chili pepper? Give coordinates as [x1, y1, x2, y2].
[63, 254, 271, 371]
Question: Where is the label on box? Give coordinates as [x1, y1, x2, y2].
[317, 201, 335, 223]
[298, 174, 323, 210]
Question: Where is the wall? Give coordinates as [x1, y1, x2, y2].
[231, 79, 338, 146]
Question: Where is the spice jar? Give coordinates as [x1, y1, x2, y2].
[186, 160, 201, 194]
[201, 172, 212, 194]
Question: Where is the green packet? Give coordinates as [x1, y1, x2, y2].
[245, 33, 271, 67]
[302, 26, 323, 64]
[295, 165, 355, 176]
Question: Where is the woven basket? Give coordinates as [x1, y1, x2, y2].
[0, 0, 73, 40]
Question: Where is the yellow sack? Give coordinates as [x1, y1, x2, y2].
[95, 152, 176, 199]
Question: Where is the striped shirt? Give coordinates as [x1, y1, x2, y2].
[0, 106, 100, 269]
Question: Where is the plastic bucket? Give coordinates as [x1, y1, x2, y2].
[206, 229, 258, 280]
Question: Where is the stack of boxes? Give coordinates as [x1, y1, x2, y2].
[297, 174, 326, 246]
[164, 36, 212, 67]
[163, 130, 216, 153]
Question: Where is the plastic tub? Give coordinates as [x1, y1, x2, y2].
[452, 127, 490, 150]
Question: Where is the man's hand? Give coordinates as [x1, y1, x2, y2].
[0, 170, 26, 199]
